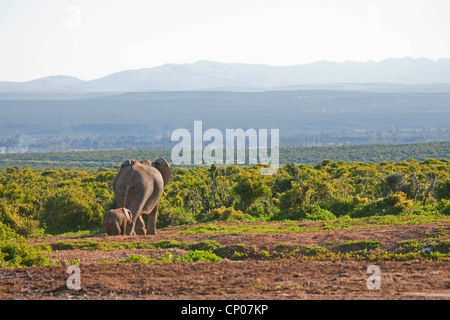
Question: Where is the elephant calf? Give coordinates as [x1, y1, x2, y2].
[102, 208, 132, 236]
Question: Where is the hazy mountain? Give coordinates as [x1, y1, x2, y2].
[2, 58, 450, 93]
[0, 75, 85, 92]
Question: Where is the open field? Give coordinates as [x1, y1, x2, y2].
[1, 219, 449, 300]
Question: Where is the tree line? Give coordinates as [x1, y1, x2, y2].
[0, 141, 449, 168]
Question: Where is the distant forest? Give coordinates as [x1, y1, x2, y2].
[0, 141, 448, 169]
[1, 90, 449, 154]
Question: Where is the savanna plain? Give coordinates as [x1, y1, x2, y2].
[1, 151, 449, 300]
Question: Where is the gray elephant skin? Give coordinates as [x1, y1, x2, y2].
[113, 158, 171, 235]
[103, 208, 132, 236]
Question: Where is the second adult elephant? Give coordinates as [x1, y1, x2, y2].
[113, 158, 171, 235]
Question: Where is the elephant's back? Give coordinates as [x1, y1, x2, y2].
[102, 210, 115, 225]
[113, 165, 132, 191]
[137, 165, 165, 198]
[115, 162, 164, 192]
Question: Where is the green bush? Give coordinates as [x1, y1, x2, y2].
[305, 205, 336, 221]
[437, 200, 450, 216]
[0, 199, 44, 237]
[245, 200, 273, 218]
[202, 206, 250, 222]
[384, 192, 414, 212]
[325, 197, 356, 217]
[157, 207, 196, 228]
[0, 221, 51, 268]
[175, 250, 222, 262]
[277, 183, 311, 220]
[119, 254, 151, 263]
[233, 172, 272, 212]
[350, 192, 415, 218]
[436, 180, 450, 200]
[40, 186, 104, 234]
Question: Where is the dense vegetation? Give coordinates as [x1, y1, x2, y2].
[0, 158, 448, 236]
[1, 156, 449, 267]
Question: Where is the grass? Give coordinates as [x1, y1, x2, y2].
[254, 279, 281, 291]
[118, 250, 222, 263]
[44, 238, 450, 264]
[396, 238, 450, 254]
[50, 239, 221, 251]
[174, 215, 450, 235]
[25, 214, 450, 266]
[337, 240, 383, 253]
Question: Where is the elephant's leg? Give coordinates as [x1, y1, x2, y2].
[120, 220, 126, 235]
[147, 204, 159, 235]
[129, 213, 148, 235]
[111, 223, 121, 236]
[128, 217, 137, 235]
[127, 202, 146, 235]
[135, 216, 146, 235]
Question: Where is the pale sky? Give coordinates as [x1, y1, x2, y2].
[1, 0, 450, 82]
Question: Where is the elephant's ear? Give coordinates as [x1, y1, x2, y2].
[123, 208, 132, 224]
[153, 158, 171, 186]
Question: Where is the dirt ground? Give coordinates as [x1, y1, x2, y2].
[1, 222, 449, 301]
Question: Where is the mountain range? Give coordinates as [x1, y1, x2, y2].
[2, 58, 450, 93]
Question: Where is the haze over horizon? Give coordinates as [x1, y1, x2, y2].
[1, 0, 450, 82]
[3, 58, 450, 93]
[3, 56, 450, 83]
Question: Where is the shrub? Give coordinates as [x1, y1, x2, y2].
[202, 206, 250, 222]
[40, 186, 104, 234]
[350, 192, 414, 218]
[305, 205, 336, 221]
[385, 172, 405, 192]
[436, 180, 450, 200]
[325, 198, 356, 217]
[384, 192, 414, 213]
[157, 207, 196, 228]
[188, 240, 221, 251]
[0, 221, 51, 268]
[175, 250, 222, 262]
[0, 199, 44, 237]
[245, 201, 272, 218]
[277, 183, 311, 220]
[119, 254, 151, 263]
[437, 200, 450, 216]
[233, 172, 272, 211]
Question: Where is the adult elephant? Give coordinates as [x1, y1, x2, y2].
[113, 158, 171, 235]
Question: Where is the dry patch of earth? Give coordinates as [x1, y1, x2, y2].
[1, 222, 449, 300]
